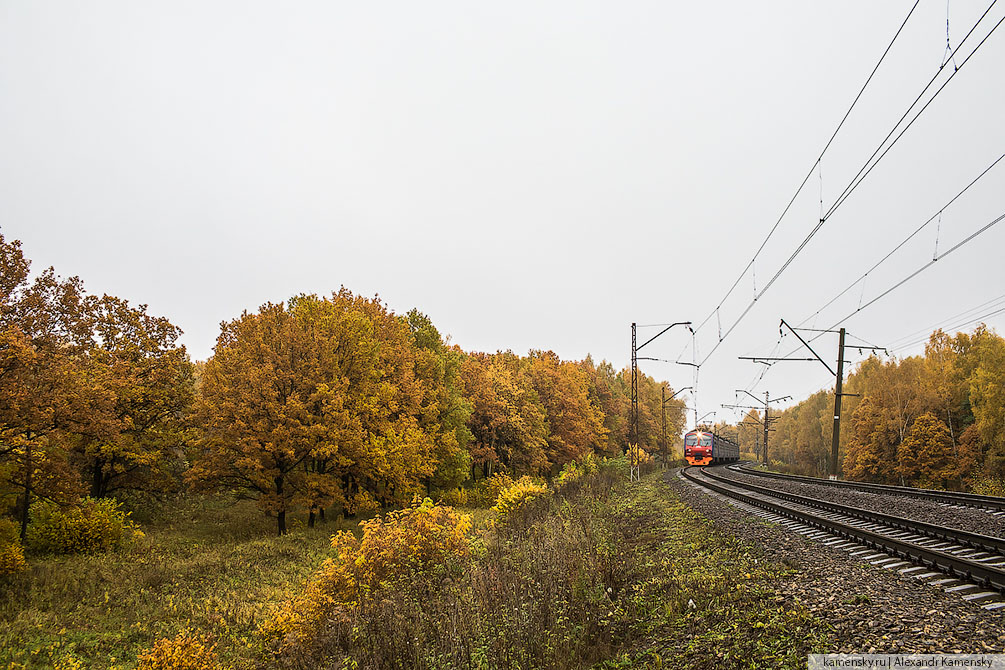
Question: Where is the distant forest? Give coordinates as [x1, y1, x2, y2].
[715, 327, 1005, 491]
[0, 230, 686, 538]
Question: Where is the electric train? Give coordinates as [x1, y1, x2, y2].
[683, 429, 739, 466]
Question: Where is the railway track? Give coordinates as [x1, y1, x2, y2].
[732, 462, 1005, 514]
[681, 465, 1005, 611]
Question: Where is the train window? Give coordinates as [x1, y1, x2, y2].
[684, 435, 697, 446]
[699, 436, 713, 447]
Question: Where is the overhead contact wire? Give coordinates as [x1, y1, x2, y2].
[799, 151, 1005, 328]
[680, 2, 921, 359]
[824, 5, 1004, 221]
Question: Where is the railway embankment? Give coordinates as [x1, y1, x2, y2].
[670, 469, 1005, 653]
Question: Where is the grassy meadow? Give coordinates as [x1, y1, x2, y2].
[0, 496, 342, 669]
[1, 471, 831, 669]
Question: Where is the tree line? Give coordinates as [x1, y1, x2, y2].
[0, 231, 687, 536]
[731, 327, 1005, 489]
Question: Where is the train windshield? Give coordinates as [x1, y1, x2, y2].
[684, 434, 698, 446]
[699, 435, 713, 447]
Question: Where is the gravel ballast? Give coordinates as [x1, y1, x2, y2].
[665, 469, 1005, 653]
[719, 465, 1005, 538]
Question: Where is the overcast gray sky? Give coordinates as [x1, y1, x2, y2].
[2, 1, 1003, 427]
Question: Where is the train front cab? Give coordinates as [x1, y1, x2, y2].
[684, 430, 713, 466]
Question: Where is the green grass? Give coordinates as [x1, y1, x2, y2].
[0, 495, 347, 669]
[599, 474, 832, 668]
[1, 474, 834, 669]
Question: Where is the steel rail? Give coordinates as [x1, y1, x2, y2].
[681, 466, 1005, 593]
[701, 466, 1005, 554]
[733, 462, 1005, 512]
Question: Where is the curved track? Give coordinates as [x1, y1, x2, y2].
[733, 462, 1005, 513]
[681, 465, 1005, 609]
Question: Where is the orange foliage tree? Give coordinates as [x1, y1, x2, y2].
[523, 350, 608, 471]
[897, 412, 955, 488]
[190, 290, 471, 534]
[458, 351, 549, 477]
[0, 232, 92, 539]
[73, 294, 194, 499]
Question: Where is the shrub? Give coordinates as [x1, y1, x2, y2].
[263, 498, 472, 649]
[627, 443, 654, 467]
[354, 497, 472, 584]
[968, 475, 1005, 497]
[492, 476, 550, 526]
[469, 472, 514, 507]
[556, 453, 600, 487]
[346, 490, 381, 516]
[136, 631, 220, 670]
[24, 497, 137, 555]
[435, 486, 468, 507]
[0, 519, 26, 575]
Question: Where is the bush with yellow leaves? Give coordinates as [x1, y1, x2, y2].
[968, 475, 1005, 497]
[469, 472, 514, 507]
[491, 476, 550, 526]
[0, 518, 26, 575]
[136, 631, 220, 670]
[435, 486, 468, 507]
[555, 453, 600, 487]
[24, 497, 137, 555]
[627, 443, 654, 467]
[263, 498, 472, 650]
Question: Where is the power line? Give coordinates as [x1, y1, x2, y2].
[885, 292, 1005, 349]
[773, 208, 1005, 362]
[757, 5, 1004, 307]
[887, 301, 1005, 354]
[836, 210, 1005, 323]
[694, 3, 1003, 369]
[822, 4, 1004, 221]
[745, 203, 1005, 397]
[680, 2, 922, 353]
[798, 151, 1005, 329]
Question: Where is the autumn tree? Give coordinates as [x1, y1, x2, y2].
[962, 327, 1005, 476]
[738, 409, 762, 459]
[898, 412, 955, 488]
[842, 395, 901, 483]
[73, 295, 195, 499]
[581, 358, 629, 455]
[190, 297, 372, 535]
[191, 291, 467, 534]
[458, 352, 549, 477]
[404, 310, 472, 493]
[0, 233, 91, 539]
[523, 350, 607, 472]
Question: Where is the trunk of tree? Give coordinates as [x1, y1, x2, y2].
[947, 404, 964, 490]
[91, 458, 105, 498]
[319, 507, 326, 523]
[308, 508, 316, 528]
[276, 474, 287, 535]
[19, 439, 32, 541]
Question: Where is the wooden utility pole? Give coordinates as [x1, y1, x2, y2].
[763, 391, 770, 466]
[766, 320, 881, 480]
[829, 328, 846, 480]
